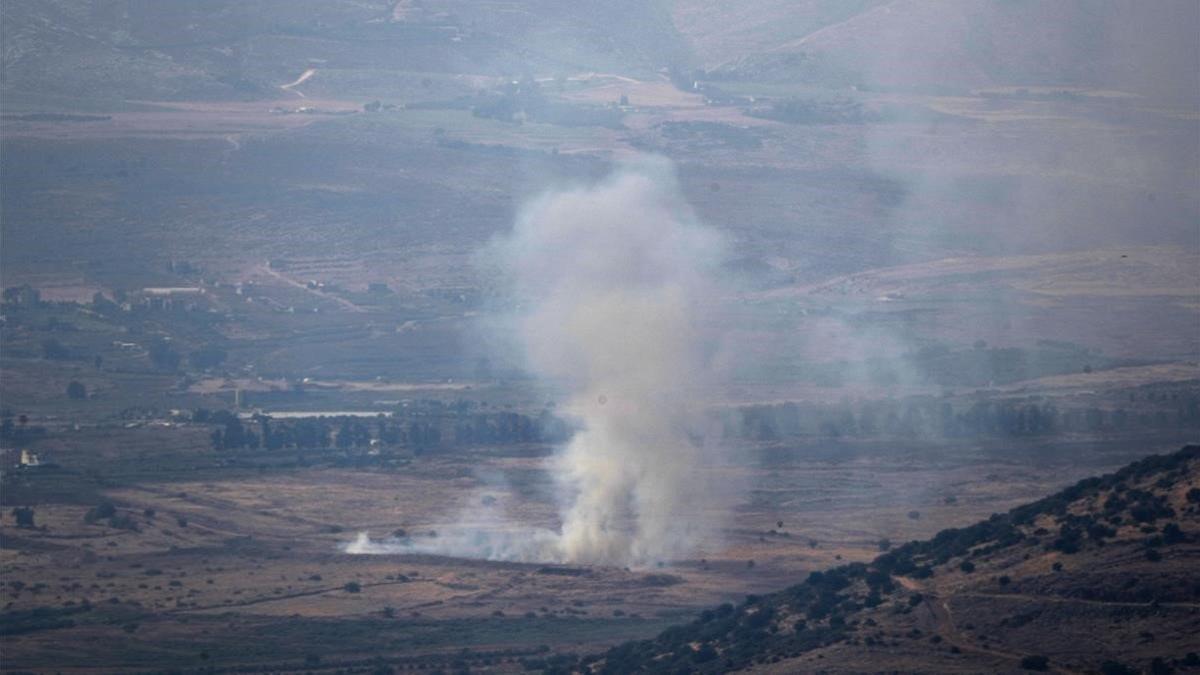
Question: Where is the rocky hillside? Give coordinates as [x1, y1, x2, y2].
[570, 445, 1200, 674]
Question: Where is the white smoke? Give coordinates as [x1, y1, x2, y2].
[347, 156, 730, 566]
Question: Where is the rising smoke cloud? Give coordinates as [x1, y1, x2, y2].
[347, 156, 730, 566]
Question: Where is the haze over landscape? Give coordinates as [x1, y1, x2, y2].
[1, 2, 1198, 673]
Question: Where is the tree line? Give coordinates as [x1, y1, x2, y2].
[203, 408, 572, 453]
[726, 394, 1200, 441]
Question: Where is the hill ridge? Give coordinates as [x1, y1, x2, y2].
[566, 445, 1200, 674]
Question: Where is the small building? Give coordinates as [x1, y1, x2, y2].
[131, 287, 207, 311]
[141, 287, 204, 297]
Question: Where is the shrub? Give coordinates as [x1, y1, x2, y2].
[1020, 655, 1050, 671]
[693, 644, 718, 663]
[1100, 661, 1137, 675]
[109, 514, 139, 531]
[84, 502, 117, 524]
[11, 507, 35, 528]
[344, 582, 362, 593]
[959, 561, 976, 573]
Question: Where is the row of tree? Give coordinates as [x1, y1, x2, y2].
[197, 388, 1200, 453]
[206, 409, 572, 452]
[727, 396, 1200, 441]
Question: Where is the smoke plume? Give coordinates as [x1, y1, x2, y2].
[348, 156, 729, 565]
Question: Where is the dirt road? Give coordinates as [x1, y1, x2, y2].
[258, 262, 366, 313]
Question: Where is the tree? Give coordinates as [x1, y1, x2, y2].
[12, 507, 35, 528]
[148, 338, 181, 371]
[189, 346, 227, 370]
[41, 339, 69, 360]
[66, 381, 87, 400]
[217, 416, 248, 449]
[85, 502, 117, 523]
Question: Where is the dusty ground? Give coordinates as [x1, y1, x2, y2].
[3, 432, 1190, 671]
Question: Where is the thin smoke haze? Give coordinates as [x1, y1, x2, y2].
[347, 156, 730, 565]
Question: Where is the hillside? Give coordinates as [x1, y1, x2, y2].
[673, 0, 1200, 100]
[576, 445, 1200, 674]
[15, 1, 1198, 106]
[1, 0, 688, 105]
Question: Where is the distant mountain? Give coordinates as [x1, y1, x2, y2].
[572, 445, 1200, 673]
[673, 0, 1200, 101]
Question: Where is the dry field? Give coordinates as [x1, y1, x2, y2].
[3, 432, 1189, 671]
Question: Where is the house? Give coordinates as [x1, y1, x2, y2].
[131, 287, 207, 311]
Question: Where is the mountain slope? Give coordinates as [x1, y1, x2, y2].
[673, 0, 1200, 100]
[577, 445, 1200, 673]
[1, 0, 689, 104]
